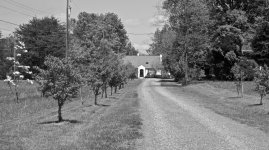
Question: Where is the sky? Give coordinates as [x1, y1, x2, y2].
[0, 0, 166, 54]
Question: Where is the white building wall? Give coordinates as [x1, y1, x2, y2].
[137, 65, 146, 78]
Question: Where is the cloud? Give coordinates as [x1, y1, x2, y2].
[149, 15, 168, 26]
[123, 19, 141, 27]
[133, 43, 150, 54]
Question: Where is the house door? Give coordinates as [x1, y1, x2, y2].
[140, 69, 144, 77]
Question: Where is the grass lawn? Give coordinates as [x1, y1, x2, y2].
[0, 79, 143, 150]
[173, 80, 269, 134]
[206, 81, 258, 96]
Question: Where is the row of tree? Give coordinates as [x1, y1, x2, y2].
[148, 0, 269, 83]
[0, 14, 138, 79]
[2, 12, 138, 122]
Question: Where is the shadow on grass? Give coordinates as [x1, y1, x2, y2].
[82, 104, 93, 107]
[248, 103, 263, 107]
[38, 119, 82, 125]
[96, 104, 110, 107]
[227, 96, 242, 99]
[109, 97, 119, 100]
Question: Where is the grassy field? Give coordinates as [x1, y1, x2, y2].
[174, 80, 269, 134]
[0, 81, 93, 124]
[0, 79, 143, 150]
[206, 81, 258, 96]
[0, 81, 55, 123]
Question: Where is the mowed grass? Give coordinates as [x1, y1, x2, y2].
[207, 81, 258, 96]
[79, 86, 143, 150]
[0, 81, 56, 123]
[173, 80, 269, 134]
[0, 79, 143, 150]
[0, 81, 95, 124]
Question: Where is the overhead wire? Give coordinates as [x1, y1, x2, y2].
[2, 0, 48, 14]
[0, 19, 19, 26]
[0, 5, 35, 18]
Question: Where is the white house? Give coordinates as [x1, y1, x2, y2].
[123, 54, 163, 78]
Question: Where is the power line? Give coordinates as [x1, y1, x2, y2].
[2, 0, 36, 15]
[0, 19, 19, 26]
[0, 5, 35, 18]
[2, 0, 48, 14]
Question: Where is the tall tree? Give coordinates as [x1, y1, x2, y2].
[252, 21, 269, 65]
[74, 12, 129, 54]
[163, 0, 211, 84]
[15, 17, 66, 71]
[125, 42, 138, 56]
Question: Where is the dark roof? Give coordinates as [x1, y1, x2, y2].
[123, 55, 162, 68]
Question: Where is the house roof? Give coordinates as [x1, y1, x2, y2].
[123, 55, 163, 68]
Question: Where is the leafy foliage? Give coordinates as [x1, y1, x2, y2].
[15, 17, 66, 72]
[254, 65, 269, 105]
[74, 12, 129, 54]
[35, 56, 81, 122]
[252, 21, 269, 65]
[150, 0, 211, 83]
[4, 40, 33, 102]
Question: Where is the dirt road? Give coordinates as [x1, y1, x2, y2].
[138, 79, 269, 150]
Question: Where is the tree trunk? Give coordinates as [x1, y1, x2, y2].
[105, 86, 107, 98]
[94, 88, 99, 105]
[111, 86, 113, 95]
[94, 93, 98, 105]
[80, 87, 84, 105]
[101, 89, 104, 98]
[260, 95, 263, 105]
[184, 52, 189, 85]
[58, 100, 63, 122]
[240, 71, 244, 98]
[114, 86, 117, 93]
[15, 86, 19, 103]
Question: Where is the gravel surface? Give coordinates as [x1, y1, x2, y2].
[138, 79, 269, 150]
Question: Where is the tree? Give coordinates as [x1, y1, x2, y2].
[231, 57, 258, 97]
[125, 42, 138, 56]
[4, 39, 33, 102]
[74, 12, 129, 54]
[15, 17, 66, 72]
[211, 25, 244, 79]
[252, 21, 269, 65]
[162, 0, 211, 84]
[0, 35, 14, 79]
[254, 65, 269, 105]
[206, 0, 268, 24]
[36, 56, 81, 122]
[72, 12, 131, 104]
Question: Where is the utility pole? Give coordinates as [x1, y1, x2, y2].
[66, 0, 70, 58]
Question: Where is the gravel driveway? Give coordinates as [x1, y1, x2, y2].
[138, 79, 269, 150]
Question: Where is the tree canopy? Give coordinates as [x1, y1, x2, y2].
[15, 17, 66, 71]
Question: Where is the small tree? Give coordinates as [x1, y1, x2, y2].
[254, 65, 269, 105]
[231, 57, 258, 97]
[36, 56, 81, 122]
[4, 40, 33, 102]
